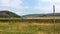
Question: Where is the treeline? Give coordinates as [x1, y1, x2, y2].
[0, 19, 60, 23]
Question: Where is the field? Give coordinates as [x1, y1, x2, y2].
[0, 22, 60, 34]
[0, 17, 60, 34]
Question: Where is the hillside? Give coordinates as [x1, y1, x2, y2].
[0, 10, 20, 18]
[22, 13, 60, 17]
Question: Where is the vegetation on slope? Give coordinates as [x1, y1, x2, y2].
[22, 13, 60, 18]
[0, 10, 20, 18]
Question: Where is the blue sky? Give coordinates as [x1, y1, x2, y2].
[0, 0, 60, 16]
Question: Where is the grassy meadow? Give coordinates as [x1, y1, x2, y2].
[0, 21, 60, 34]
[0, 16, 60, 34]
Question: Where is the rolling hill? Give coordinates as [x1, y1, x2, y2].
[0, 10, 20, 18]
[22, 13, 60, 17]
[0, 10, 60, 18]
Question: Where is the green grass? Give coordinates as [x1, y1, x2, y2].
[0, 22, 60, 34]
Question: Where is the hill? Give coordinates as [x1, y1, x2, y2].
[22, 13, 60, 17]
[0, 10, 20, 18]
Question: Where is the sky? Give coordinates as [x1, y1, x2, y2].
[0, 0, 60, 16]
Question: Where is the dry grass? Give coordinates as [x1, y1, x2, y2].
[23, 16, 60, 19]
[0, 22, 60, 34]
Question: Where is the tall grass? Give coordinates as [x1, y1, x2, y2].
[0, 22, 60, 34]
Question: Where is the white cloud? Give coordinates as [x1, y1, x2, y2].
[55, 5, 60, 13]
[34, 6, 53, 13]
[1, 0, 30, 11]
[34, 5, 60, 13]
[0, 0, 23, 9]
[35, 0, 60, 13]
[41, 0, 60, 3]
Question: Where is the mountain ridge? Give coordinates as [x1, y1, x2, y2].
[22, 13, 60, 17]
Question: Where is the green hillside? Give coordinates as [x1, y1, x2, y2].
[22, 13, 60, 17]
[0, 10, 20, 18]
